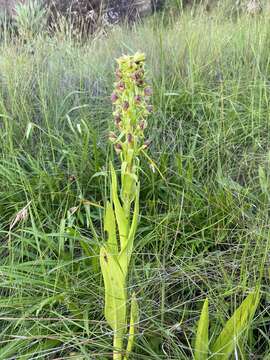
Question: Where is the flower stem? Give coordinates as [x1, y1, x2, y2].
[113, 331, 123, 360]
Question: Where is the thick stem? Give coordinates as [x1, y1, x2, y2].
[113, 331, 123, 360]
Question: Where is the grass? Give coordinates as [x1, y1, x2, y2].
[0, 6, 270, 359]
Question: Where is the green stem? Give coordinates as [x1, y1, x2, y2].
[113, 331, 123, 360]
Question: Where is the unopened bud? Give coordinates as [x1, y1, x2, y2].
[127, 133, 133, 143]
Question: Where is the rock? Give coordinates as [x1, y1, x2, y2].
[0, 0, 165, 35]
[44, 0, 105, 35]
[106, 0, 154, 23]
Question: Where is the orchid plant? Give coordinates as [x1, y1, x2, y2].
[99, 53, 152, 360]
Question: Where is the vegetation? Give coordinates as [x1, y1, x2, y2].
[0, 3, 269, 359]
[100, 53, 151, 359]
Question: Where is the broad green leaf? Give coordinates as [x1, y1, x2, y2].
[212, 290, 260, 359]
[104, 201, 118, 254]
[100, 246, 127, 332]
[194, 298, 209, 360]
[110, 163, 129, 250]
[119, 183, 140, 274]
[121, 172, 137, 205]
[125, 292, 139, 359]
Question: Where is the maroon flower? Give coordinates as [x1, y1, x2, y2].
[131, 73, 137, 81]
[144, 87, 152, 96]
[108, 131, 117, 142]
[115, 143, 122, 154]
[123, 101, 129, 111]
[111, 92, 118, 103]
[139, 120, 146, 130]
[134, 95, 142, 104]
[115, 69, 122, 79]
[136, 79, 144, 87]
[114, 114, 121, 125]
[131, 70, 144, 81]
[117, 81, 125, 91]
[127, 133, 133, 143]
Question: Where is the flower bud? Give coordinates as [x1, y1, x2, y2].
[147, 105, 153, 113]
[127, 133, 133, 143]
[111, 92, 118, 103]
[123, 101, 129, 111]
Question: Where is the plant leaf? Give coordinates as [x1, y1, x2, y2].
[119, 183, 140, 274]
[100, 246, 127, 333]
[104, 201, 118, 254]
[212, 290, 260, 359]
[195, 298, 209, 360]
[110, 163, 129, 250]
[125, 292, 139, 359]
